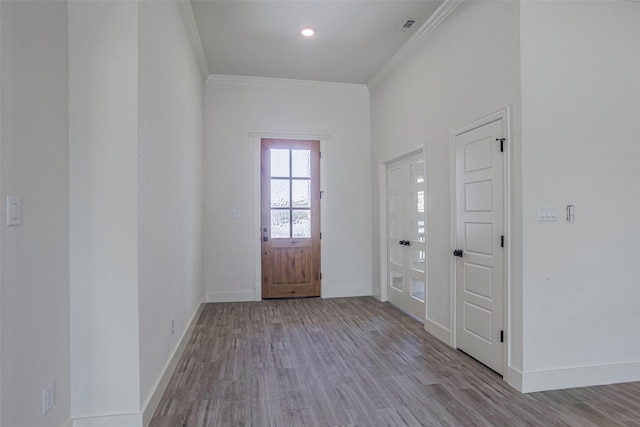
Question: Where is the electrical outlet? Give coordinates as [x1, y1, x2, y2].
[42, 381, 55, 415]
[171, 319, 175, 335]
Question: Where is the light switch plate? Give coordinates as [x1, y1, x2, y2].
[7, 196, 22, 226]
[538, 204, 558, 222]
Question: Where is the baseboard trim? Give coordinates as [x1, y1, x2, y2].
[519, 360, 640, 393]
[424, 318, 451, 346]
[507, 366, 524, 392]
[72, 412, 142, 427]
[321, 286, 371, 299]
[206, 290, 255, 302]
[62, 418, 73, 427]
[141, 298, 206, 426]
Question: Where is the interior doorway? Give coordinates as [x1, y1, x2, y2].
[385, 151, 426, 321]
[452, 113, 507, 375]
[260, 138, 321, 298]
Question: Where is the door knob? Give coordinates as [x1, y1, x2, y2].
[453, 249, 463, 257]
[399, 240, 406, 245]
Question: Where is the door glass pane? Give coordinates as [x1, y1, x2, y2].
[415, 190, 424, 213]
[271, 149, 290, 177]
[410, 160, 424, 184]
[271, 179, 290, 208]
[414, 220, 425, 242]
[292, 149, 311, 177]
[292, 180, 310, 207]
[411, 278, 425, 302]
[391, 271, 403, 291]
[292, 210, 311, 238]
[412, 249, 426, 273]
[271, 210, 290, 238]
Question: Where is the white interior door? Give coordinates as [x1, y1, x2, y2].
[454, 118, 505, 374]
[387, 152, 426, 321]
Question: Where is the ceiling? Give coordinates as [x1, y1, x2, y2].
[190, 1, 445, 84]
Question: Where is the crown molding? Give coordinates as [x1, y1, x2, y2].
[249, 131, 332, 141]
[367, 0, 463, 90]
[177, 0, 209, 81]
[207, 74, 369, 93]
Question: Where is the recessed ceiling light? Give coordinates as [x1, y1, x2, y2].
[301, 27, 315, 37]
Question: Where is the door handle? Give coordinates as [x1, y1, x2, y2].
[453, 249, 463, 257]
[399, 240, 411, 246]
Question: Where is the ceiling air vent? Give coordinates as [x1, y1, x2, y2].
[399, 18, 417, 33]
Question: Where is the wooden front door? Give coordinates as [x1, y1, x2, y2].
[261, 139, 321, 298]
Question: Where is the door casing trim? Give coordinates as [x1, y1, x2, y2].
[449, 107, 511, 382]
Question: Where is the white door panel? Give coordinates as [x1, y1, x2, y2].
[454, 118, 505, 374]
[386, 152, 426, 321]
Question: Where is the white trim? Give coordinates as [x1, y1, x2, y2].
[206, 291, 255, 303]
[72, 413, 142, 427]
[378, 162, 388, 302]
[62, 419, 73, 427]
[519, 361, 640, 393]
[449, 107, 512, 379]
[319, 140, 328, 299]
[142, 299, 205, 426]
[322, 285, 372, 299]
[177, 0, 209, 81]
[249, 131, 332, 142]
[368, 0, 463, 89]
[424, 319, 451, 345]
[507, 366, 524, 392]
[209, 74, 368, 92]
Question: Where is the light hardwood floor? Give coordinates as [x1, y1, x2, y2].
[150, 297, 640, 426]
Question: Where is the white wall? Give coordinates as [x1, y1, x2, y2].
[138, 0, 204, 411]
[69, 1, 141, 422]
[519, 0, 640, 392]
[204, 76, 372, 301]
[1, 1, 71, 426]
[69, 2, 205, 424]
[370, 0, 522, 372]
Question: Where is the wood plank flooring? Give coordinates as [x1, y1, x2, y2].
[150, 297, 640, 426]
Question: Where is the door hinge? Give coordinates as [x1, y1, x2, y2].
[319, 151, 322, 159]
[501, 235, 504, 248]
[320, 232, 322, 239]
[320, 191, 324, 199]
[500, 330, 504, 343]
[497, 138, 506, 152]
[320, 272, 323, 280]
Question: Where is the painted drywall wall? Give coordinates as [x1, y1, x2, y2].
[0, 1, 70, 426]
[369, 0, 523, 371]
[138, 0, 204, 409]
[69, 0, 141, 421]
[519, 1, 640, 391]
[204, 77, 372, 301]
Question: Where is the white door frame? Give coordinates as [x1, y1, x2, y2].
[377, 144, 426, 304]
[449, 107, 511, 380]
[250, 131, 331, 301]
